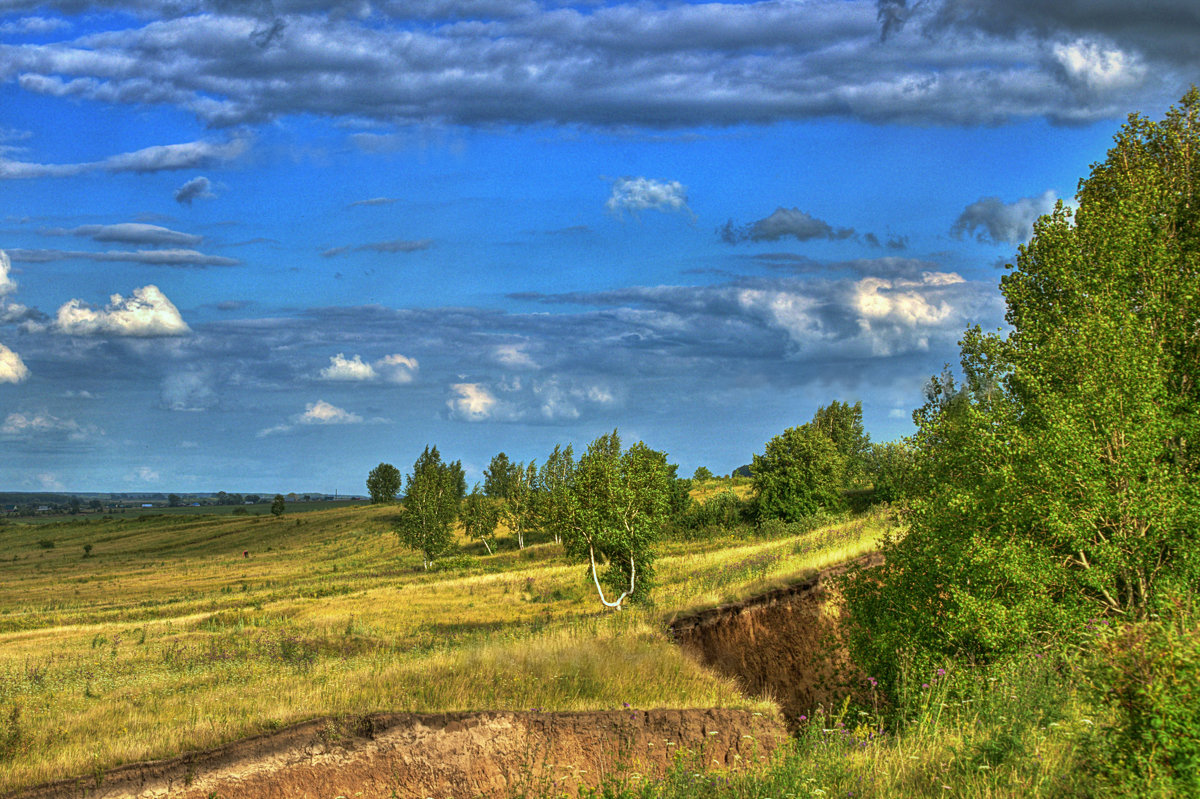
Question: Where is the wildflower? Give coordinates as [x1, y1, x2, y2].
[936, 668, 946, 676]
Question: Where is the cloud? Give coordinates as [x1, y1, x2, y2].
[0, 342, 28, 384]
[1, 411, 100, 440]
[606, 177, 691, 218]
[0, 16, 70, 35]
[494, 343, 537, 368]
[447, 383, 499, 421]
[377, 353, 418, 383]
[40, 222, 203, 246]
[160, 371, 217, 411]
[126, 466, 160, 483]
[6, 248, 238, 267]
[174, 176, 216, 205]
[0, 249, 16, 297]
[1053, 39, 1146, 92]
[320, 353, 377, 381]
[300, 399, 363, 424]
[349, 197, 398, 207]
[720, 207, 855, 244]
[53, 285, 191, 337]
[321, 238, 433, 257]
[951, 190, 1058, 245]
[0, 137, 249, 180]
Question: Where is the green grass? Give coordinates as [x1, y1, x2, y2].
[0, 503, 885, 792]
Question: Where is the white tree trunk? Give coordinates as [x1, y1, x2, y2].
[588, 544, 635, 610]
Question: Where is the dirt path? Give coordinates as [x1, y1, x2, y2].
[9, 709, 786, 799]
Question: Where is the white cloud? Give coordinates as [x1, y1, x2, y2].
[301, 399, 363, 424]
[126, 466, 160, 483]
[606, 177, 692, 218]
[494, 343, 537, 368]
[36, 472, 64, 490]
[951, 190, 1058, 245]
[160, 371, 216, 412]
[852, 272, 966, 355]
[320, 353, 378, 381]
[1, 411, 100, 440]
[53, 285, 190, 337]
[377, 353, 418, 383]
[447, 383, 498, 421]
[0, 342, 28, 384]
[0, 249, 16, 297]
[0, 137, 249, 180]
[41, 223, 203, 247]
[1053, 40, 1145, 92]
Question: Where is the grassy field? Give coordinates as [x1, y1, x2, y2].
[0, 503, 885, 792]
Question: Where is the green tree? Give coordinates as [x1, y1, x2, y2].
[863, 440, 916, 505]
[691, 465, 714, 482]
[752, 424, 846, 522]
[395, 446, 460, 570]
[460, 484, 501, 554]
[502, 460, 538, 549]
[271, 494, 286, 517]
[483, 452, 519, 499]
[562, 430, 672, 610]
[844, 90, 1200, 693]
[167, 494, 182, 508]
[537, 443, 575, 544]
[811, 400, 869, 486]
[366, 462, 402, 504]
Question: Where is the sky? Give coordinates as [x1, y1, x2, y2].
[0, 1, 1196, 494]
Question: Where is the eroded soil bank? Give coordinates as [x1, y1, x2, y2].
[11, 708, 786, 799]
[670, 554, 882, 727]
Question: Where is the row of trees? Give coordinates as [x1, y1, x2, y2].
[368, 432, 677, 609]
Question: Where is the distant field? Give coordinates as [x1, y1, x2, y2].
[0, 502, 887, 792]
[4, 499, 369, 525]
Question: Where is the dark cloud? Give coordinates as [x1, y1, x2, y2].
[6, 248, 239, 267]
[39, 222, 202, 246]
[951, 190, 1057, 245]
[0, 2, 1187, 130]
[720, 207, 855, 244]
[174, 176, 215, 205]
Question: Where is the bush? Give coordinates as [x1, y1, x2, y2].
[37, 539, 54, 549]
[1083, 613, 1200, 797]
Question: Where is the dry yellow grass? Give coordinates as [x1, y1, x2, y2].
[0, 505, 886, 791]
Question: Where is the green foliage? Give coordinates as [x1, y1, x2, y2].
[752, 424, 845, 523]
[536, 443, 575, 544]
[844, 89, 1200, 696]
[863, 440, 916, 505]
[270, 495, 285, 517]
[460, 484, 500, 554]
[395, 446, 460, 570]
[690, 465, 713, 482]
[483, 452, 519, 499]
[365, 462, 401, 504]
[562, 430, 672, 609]
[502, 460, 538, 549]
[811, 400, 870, 485]
[1084, 614, 1200, 797]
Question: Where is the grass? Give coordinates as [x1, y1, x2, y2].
[0, 503, 886, 792]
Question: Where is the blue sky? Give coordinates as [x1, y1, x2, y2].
[0, 0, 1194, 493]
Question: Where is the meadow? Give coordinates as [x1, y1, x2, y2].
[0, 498, 884, 793]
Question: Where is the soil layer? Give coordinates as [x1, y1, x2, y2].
[670, 554, 882, 727]
[10, 709, 786, 799]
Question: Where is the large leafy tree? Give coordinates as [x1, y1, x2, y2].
[752, 424, 846, 522]
[366, 462, 402, 504]
[395, 446, 461, 570]
[562, 430, 672, 610]
[844, 90, 1200, 691]
[537, 443, 575, 544]
[483, 452, 519, 499]
[811, 400, 870, 485]
[502, 460, 538, 549]
[460, 484, 500, 555]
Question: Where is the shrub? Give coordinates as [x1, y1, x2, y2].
[36, 539, 54, 549]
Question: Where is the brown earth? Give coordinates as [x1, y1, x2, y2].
[670, 553, 883, 727]
[9, 709, 786, 799]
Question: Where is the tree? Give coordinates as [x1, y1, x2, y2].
[811, 400, 870, 486]
[483, 452, 519, 499]
[395, 446, 460, 570]
[751, 424, 846, 522]
[460, 484, 501, 554]
[844, 90, 1200, 693]
[167, 494, 182, 508]
[69, 497, 81, 515]
[501, 460, 538, 549]
[271, 494, 286, 517]
[537, 443, 575, 544]
[863, 440, 916, 505]
[562, 430, 672, 610]
[692, 465, 714, 482]
[366, 462, 402, 504]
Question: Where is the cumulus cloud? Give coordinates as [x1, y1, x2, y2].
[1053, 40, 1146, 92]
[174, 176, 216, 205]
[0, 138, 248, 180]
[160, 371, 217, 411]
[606, 177, 692, 218]
[0, 249, 16, 297]
[1, 410, 100, 440]
[377, 353, 418, 383]
[318, 352, 418, 382]
[494, 343, 537, 368]
[40, 222, 203, 246]
[720, 207, 855, 244]
[301, 399, 363, 424]
[7, 248, 238, 267]
[0, 342, 28, 384]
[951, 190, 1058, 245]
[53, 285, 191, 337]
[447, 383, 499, 421]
